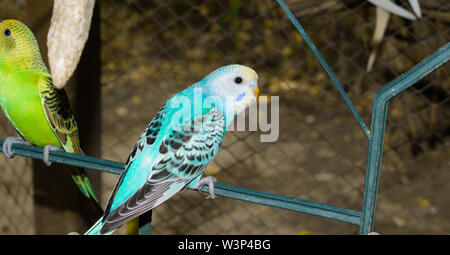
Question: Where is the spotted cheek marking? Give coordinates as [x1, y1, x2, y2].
[235, 92, 246, 102]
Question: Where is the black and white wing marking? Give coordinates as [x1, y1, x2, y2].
[102, 103, 167, 220]
[100, 108, 225, 233]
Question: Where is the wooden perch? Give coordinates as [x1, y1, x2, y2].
[47, 0, 95, 89]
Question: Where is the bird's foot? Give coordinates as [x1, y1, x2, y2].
[43, 145, 61, 166]
[2, 137, 25, 159]
[195, 176, 217, 199]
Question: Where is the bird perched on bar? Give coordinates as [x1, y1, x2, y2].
[85, 64, 259, 234]
[0, 19, 102, 214]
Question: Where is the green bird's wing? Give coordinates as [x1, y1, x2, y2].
[37, 75, 102, 212]
[38, 76, 79, 152]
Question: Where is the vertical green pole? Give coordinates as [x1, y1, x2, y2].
[360, 43, 450, 234]
[359, 99, 388, 234]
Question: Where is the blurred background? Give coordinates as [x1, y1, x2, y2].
[0, 0, 448, 234]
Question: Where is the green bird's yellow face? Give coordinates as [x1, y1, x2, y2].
[0, 19, 46, 72]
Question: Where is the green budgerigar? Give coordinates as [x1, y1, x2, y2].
[0, 19, 102, 213]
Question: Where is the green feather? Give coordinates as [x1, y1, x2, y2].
[0, 19, 102, 213]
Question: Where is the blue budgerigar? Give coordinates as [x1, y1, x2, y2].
[85, 64, 259, 234]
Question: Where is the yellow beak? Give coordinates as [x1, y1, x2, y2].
[252, 87, 260, 101]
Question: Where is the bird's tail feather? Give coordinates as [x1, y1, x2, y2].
[84, 217, 115, 235]
[70, 166, 104, 215]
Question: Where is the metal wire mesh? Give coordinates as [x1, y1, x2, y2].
[99, 0, 449, 234]
[0, 0, 448, 234]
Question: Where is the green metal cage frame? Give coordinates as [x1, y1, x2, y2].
[0, 0, 449, 235]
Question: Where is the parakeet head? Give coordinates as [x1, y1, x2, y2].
[200, 64, 259, 116]
[0, 19, 47, 72]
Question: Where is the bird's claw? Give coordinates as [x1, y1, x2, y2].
[2, 137, 25, 159]
[196, 176, 217, 199]
[43, 145, 61, 166]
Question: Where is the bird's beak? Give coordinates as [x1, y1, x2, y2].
[250, 82, 259, 101]
[252, 87, 260, 101]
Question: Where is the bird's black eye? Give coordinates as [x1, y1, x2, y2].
[234, 77, 243, 84]
[3, 29, 11, 37]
